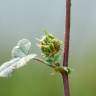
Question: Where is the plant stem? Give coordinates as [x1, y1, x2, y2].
[62, 0, 71, 96]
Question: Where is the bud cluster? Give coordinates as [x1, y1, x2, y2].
[38, 32, 62, 57]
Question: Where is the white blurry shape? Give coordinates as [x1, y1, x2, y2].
[0, 39, 36, 77]
[12, 46, 26, 58]
[0, 58, 20, 77]
[12, 39, 31, 58]
[15, 54, 37, 69]
[0, 65, 15, 77]
[0, 58, 20, 72]
[0, 54, 36, 77]
[17, 39, 31, 55]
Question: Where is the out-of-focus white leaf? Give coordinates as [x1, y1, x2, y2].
[17, 39, 31, 55]
[0, 58, 20, 77]
[0, 39, 36, 77]
[0, 65, 15, 77]
[11, 39, 31, 58]
[15, 54, 37, 69]
[0, 54, 37, 77]
[12, 46, 26, 58]
[0, 58, 20, 72]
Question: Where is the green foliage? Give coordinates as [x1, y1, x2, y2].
[45, 53, 62, 66]
[54, 53, 62, 64]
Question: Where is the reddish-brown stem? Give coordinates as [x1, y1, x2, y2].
[62, 0, 71, 96]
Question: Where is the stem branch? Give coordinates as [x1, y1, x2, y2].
[33, 57, 66, 74]
[33, 57, 56, 68]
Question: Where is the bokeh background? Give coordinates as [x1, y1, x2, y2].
[0, 0, 96, 96]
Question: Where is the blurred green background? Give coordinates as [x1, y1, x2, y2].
[0, 0, 96, 96]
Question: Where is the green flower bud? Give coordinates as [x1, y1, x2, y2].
[38, 32, 62, 57]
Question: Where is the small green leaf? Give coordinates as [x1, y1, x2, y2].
[54, 53, 62, 63]
[45, 57, 54, 65]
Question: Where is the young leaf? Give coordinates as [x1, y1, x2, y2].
[46, 58, 53, 65]
[45, 56, 54, 65]
[54, 53, 62, 64]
